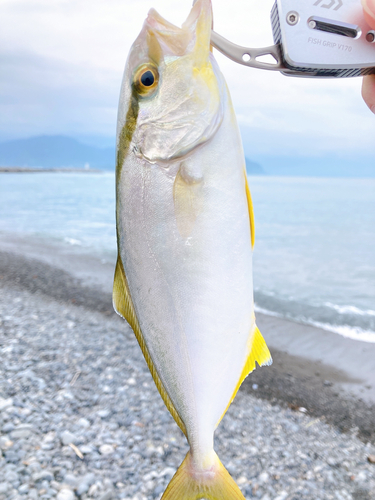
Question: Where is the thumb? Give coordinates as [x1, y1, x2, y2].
[362, 0, 375, 113]
[362, 75, 375, 113]
[362, 0, 375, 28]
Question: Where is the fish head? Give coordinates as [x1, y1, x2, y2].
[118, 0, 224, 164]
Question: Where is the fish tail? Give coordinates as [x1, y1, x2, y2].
[161, 450, 246, 500]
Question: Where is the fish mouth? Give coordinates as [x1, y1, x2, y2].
[144, 0, 213, 60]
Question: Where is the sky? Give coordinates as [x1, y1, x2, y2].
[1, 0, 374, 171]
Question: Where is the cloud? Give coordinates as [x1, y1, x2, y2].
[0, 47, 118, 139]
[0, 0, 373, 159]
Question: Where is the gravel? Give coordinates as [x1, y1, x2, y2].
[1, 272, 375, 499]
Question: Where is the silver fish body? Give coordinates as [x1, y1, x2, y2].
[114, 1, 271, 498]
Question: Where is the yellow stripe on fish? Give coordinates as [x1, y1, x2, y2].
[113, 257, 187, 436]
[244, 169, 256, 249]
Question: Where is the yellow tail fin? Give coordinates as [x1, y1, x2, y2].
[161, 451, 246, 500]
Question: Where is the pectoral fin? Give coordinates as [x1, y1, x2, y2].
[173, 164, 203, 238]
[113, 256, 187, 436]
[216, 325, 272, 427]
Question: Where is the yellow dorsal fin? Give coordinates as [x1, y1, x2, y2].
[216, 325, 272, 427]
[244, 170, 255, 249]
[113, 256, 187, 436]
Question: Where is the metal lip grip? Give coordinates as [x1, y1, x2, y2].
[273, 0, 375, 76]
[210, 0, 375, 77]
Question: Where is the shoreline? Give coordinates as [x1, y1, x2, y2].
[1, 234, 375, 443]
[0, 167, 103, 173]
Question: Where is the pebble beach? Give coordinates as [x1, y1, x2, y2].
[1, 243, 375, 500]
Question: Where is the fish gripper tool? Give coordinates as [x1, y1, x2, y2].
[211, 0, 375, 77]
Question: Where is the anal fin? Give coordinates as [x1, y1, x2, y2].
[216, 325, 272, 427]
[113, 256, 187, 436]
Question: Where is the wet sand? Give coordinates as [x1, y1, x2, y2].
[1, 232, 375, 443]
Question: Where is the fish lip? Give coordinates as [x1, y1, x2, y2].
[138, 0, 212, 59]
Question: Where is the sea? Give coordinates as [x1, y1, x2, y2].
[0, 172, 374, 343]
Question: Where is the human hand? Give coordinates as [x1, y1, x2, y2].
[362, 0, 375, 113]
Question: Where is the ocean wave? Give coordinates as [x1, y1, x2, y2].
[254, 303, 375, 343]
[309, 321, 375, 343]
[323, 302, 375, 317]
[64, 237, 82, 246]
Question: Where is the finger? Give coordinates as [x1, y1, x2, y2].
[362, 0, 375, 113]
[362, 75, 375, 113]
[362, 0, 375, 28]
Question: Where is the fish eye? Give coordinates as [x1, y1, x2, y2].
[134, 65, 159, 97]
[141, 71, 154, 87]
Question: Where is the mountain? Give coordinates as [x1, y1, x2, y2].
[247, 154, 375, 178]
[245, 158, 266, 175]
[0, 135, 267, 174]
[0, 136, 116, 169]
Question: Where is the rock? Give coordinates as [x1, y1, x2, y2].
[159, 467, 175, 478]
[27, 461, 41, 472]
[355, 471, 367, 482]
[10, 429, 32, 439]
[2, 422, 14, 433]
[274, 493, 288, 500]
[77, 417, 90, 428]
[260, 495, 271, 500]
[62, 474, 77, 488]
[99, 444, 114, 455]
[60, 431, 77, 446]
[98, 490, 113, 500]
[4, 471, 18, 482]
[28, 489, 38, 500]
[0, 483, 10, 494]
[368, 455, 375, 464]
[258, 472, 269, 483]
[153, 484, 164, 497]
[0, 436, 13, 450]
[43, 432, 56, 443]
[57, 488, 75, 500]
[75, 473, 96, 496]
[4, 450, 18, 463]
[236, 476, 248, 485]
[305, 470, 314, 480]
[1, 265, 375, 500]
[97, 409, 110, 419]
[18, 484, 29, 494]
[79, 444, 94, 454]
[32, 470, 54, 482]
[0, 398, 13, 411]
[88, 484, 99, 496]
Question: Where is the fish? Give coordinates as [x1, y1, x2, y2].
[113, 0, 272, 498]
